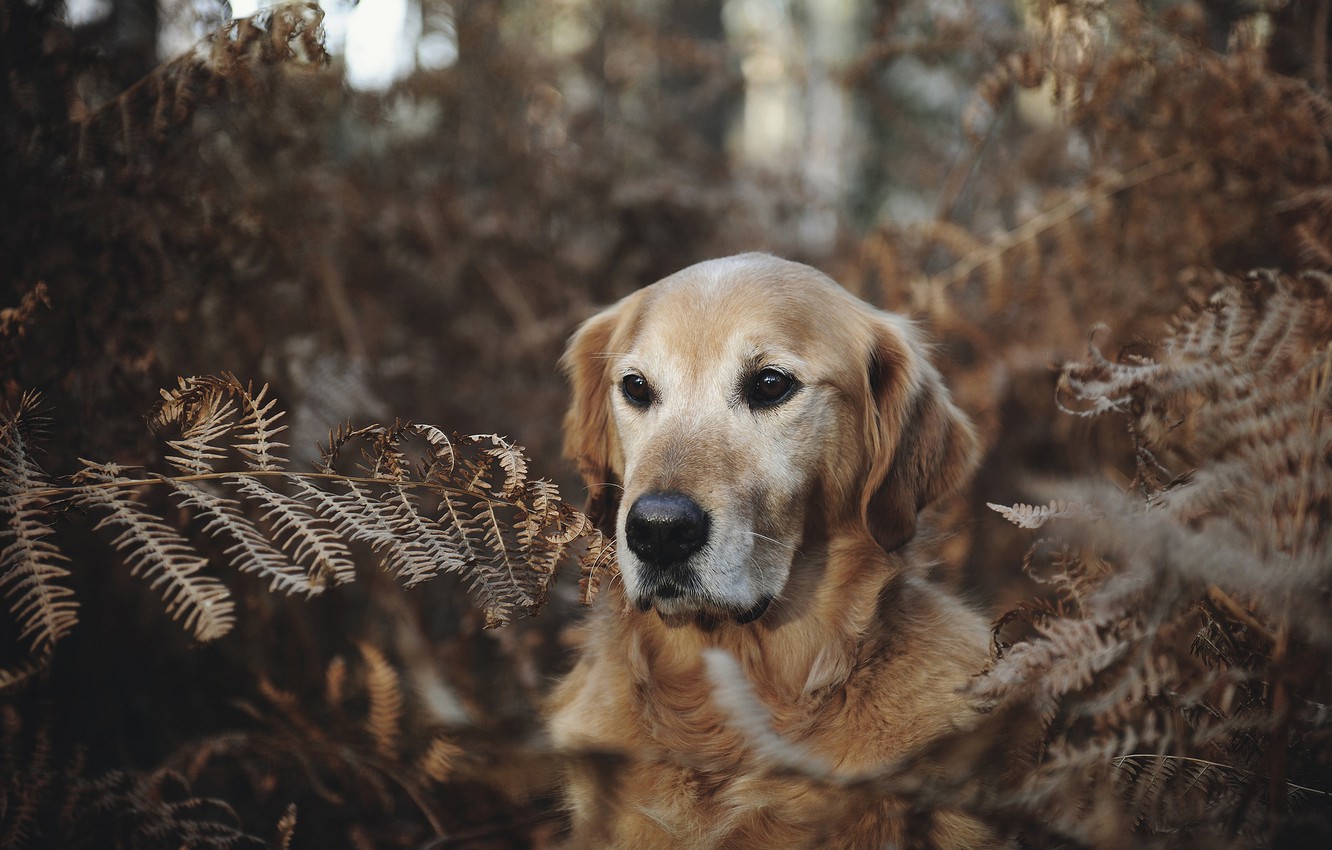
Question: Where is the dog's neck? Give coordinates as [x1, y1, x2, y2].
[607, 534, 899, 708]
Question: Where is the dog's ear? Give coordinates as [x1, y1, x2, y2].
[860, 317, 978, 554]
[561, 304, 626, 536]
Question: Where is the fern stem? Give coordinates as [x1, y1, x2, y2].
[1205, 586, 1277, 644]
[28, 471, 523, 509]
[925, 150, 1194, 296]
[1112, 754, 1332, 798]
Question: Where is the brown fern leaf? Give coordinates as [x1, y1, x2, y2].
[519, 479, 564, 544]
[469, 497, 528, 628]
[577, 526, 617, 606]
[152, 378, 238, 476]
[76, 463, 235, 642]
[275, 803, 297, 850]
[153, 374, 290, 472]
[325, 655, 347, 708]
[365, 421, 413, 481]
[0, 704, 51, 846]
[0, 655, 55, 693]
[974, 615, 1129, 705]
[1280, 187, 1332, 270]
[166, 479, 315, 596]
[77, 768, 265, 848]
[1061, 271, 1332, 558]
[517, 480, 576, 581]
[0, 392, 77, 659]
[381, 485, 466, 587]
[290, 477, 456, 587]
[987, 499, 1102, 529]
[5, 374, 608, 672]
[316, 421, 367, 474]
[75, 2, 328, 167]
[417, 734, 463, 785]
[227, 376, 290, 472]
[0, 281, 51, 340]
[310, 417, 596, 623]
[988, 270, 1332, 839]
[962, 50, 1043, 142]
[479, 434, 530, 498]
[357, 643, 402, 762]
[234, 476, 355, 588]
[412, 423, 458, 478]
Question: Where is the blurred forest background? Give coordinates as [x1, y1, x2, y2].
[3, 0, 1332, 846]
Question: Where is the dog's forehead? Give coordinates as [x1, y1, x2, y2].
[629, 257, 869, 363]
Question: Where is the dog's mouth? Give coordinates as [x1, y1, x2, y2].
[634, 581, 773, 626]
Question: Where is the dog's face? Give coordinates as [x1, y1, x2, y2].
[563, 254, 976, 625]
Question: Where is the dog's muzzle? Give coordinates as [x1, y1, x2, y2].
[624, 492, 772, 624]
[625, 490, 709, 612]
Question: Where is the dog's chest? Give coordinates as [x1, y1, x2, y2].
[610, 751, 904, 850]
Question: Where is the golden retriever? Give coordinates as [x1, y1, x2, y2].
[548, 254, 993, 849]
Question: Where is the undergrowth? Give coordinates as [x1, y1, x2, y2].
[2, 0, 1331, 847]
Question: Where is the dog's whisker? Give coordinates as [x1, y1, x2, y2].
[747, 530, 802, 555]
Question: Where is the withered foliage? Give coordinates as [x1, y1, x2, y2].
[0, 374, 606, 846]
[972, 270, 1332, 847]
[2, 373, 609, 668]
[850, 1, 1332, 445]
[3, 0, 1332, 847]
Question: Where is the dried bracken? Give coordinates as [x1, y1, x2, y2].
[0, 375, 609, 678]
[3, 0, 1332, 846]
[977, 271, 1332, 847]
[0, 394, 76, 661]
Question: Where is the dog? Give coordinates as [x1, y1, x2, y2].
[548, 254, 993, 849]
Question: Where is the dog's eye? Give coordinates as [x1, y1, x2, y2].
[746, 368, 797, 409]
[621, 374, 653, 407]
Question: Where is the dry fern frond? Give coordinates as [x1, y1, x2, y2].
[289, 477, 440, 587]
[233, 381, 289, 473]
[1, 376, 611, 677]
[153, 375, 290, 474]
[481, 435, 530, 498]
[1061, 270, 1332, 559]
[358, 643, 403, 762]
[75, 462, 237, 642]
[0, 281, 52, 341]
[975, 269, 1332, 844]
[0, 704, 52, 847]
[0, 655, 56, 694]
[74, 2, 329, 168]
[166, 479, 314, 596]
[233, 476, 356, 589]
[417, 734, 463, 785]
[961, 50, 1043, 141]
[987, 499, 1102, 529]
[0, 392, 77, 660]
[203, 659, 468, 840]
[77, 768, 266, 849]
[577, 524, 617, 606]
[974, 615, 1130, 705]
[274, 803, 297, 850]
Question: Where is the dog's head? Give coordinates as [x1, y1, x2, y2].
[562, 254, 977, 624]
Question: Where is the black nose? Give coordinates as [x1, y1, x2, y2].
[625, 492, 710, 565]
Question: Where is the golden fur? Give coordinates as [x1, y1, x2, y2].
[548, 254, 993, 849]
